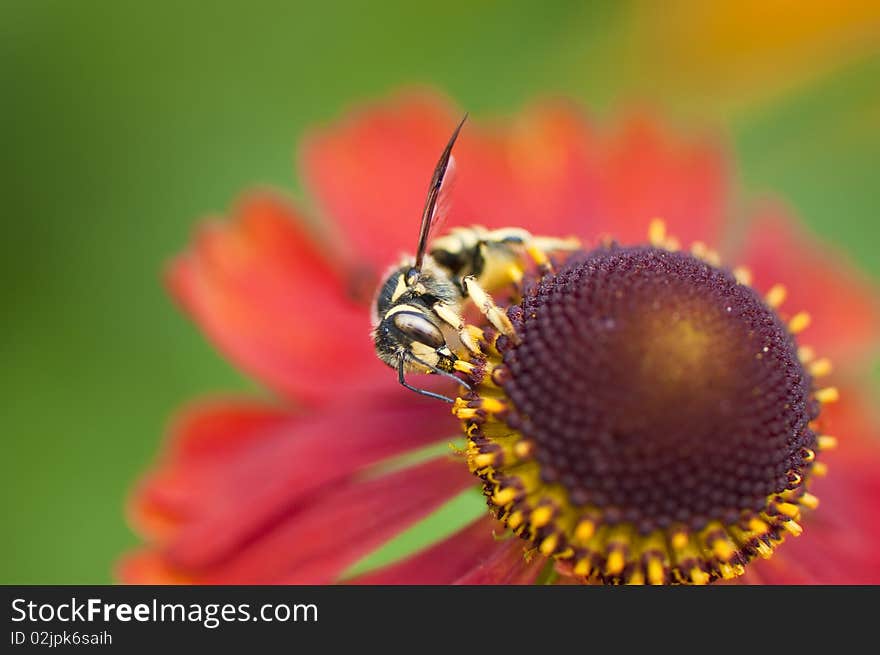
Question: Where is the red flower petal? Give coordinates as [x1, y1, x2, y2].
[127, 388, 457, 572]
[128, 399, 291, 542]
[465, 106, 726, 244]
[592, 113, 727, 246]
[347, 516, 507, 584]
[746, 468, 880, 584]
[302, 93, 726, 275]
[741, 387, 880, 584]
[125, 458, 474, 584]
[168, 191, 387, 405]
[452, 537, 546, 585]
[452, 101, 600, 237]
[738, 207, 880, 363]
[301, 91, 462, 273]
[212, 458, 474, 584]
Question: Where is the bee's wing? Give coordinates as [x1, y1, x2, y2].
[413, 113, 467, 271]
[431, 152, 456, 232]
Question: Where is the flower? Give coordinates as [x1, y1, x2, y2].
[119, 91, 880, 584]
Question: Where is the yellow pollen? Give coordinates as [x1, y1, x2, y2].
[748, 517, 769, 534]
[539, 534, 559, 556]
[573, 559, 592, 577]
[472, 452, 497, 468]
[801, 448, 816, 463]
[733, 266, 752, 286]
[671, 531, 689, 551]
[480, 397, 507, 414]
[530, 505, 554, 528]
[817, 435, 838, 451]
[647, 558, 665, 585]
[507, 511, 525, 529]
[797, 345, 815, 364]
[453, 359, 477, 374]
[690, 241, 708, 259]
[788, 311, 811, 334]
[526, 244, 550, 270]
[719, 563, 739, 580]
[765, 284, 787, 308]
[775, 502, 801, 520]
[689, 241, 721, 266]
[492, 487, 518, 506]
[514, 440, 535, 459]
[690, 568, 710, 585]
[815, 387, 839, 404]
[783, 520, 804, 537]
[711, 538, 736, 561]
[719, 564, 746, 580]
[574, 520, 596, 542]
[648, 218, 667, 246]
[812, 461, 828, 477]
[606, 550, 625, 576]
[799, 492, 820, 510]
[808, 357, 832, 377]
[754, 541, 774, 559]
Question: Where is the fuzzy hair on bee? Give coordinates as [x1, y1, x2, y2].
[370, 115, 581, 402]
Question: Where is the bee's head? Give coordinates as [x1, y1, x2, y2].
[373, 308, 453, 369]
[371, 259, 460, 373]
[371, 259, 459, 325]
[372, 264, 414, 325]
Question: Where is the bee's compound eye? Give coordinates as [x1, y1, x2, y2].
[392, 312, 445, 349]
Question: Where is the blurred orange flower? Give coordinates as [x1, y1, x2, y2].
[120, 91, 880, 584]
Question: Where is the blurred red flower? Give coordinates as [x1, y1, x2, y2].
[119, 91, 880, 584]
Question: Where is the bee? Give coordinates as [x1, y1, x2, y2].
[371, 114, 581, 402]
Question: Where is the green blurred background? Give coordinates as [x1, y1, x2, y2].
[2, 1, 879, 583]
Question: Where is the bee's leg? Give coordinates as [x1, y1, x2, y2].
[433, 301, 484, 359]
[397, 355, 456, 403]
[521, 235, 581, 276]
[461, 275, 521, 345]
[433, 302, 464, 331]
[409, 351, 473, 392]
[529, 235, 582, 252]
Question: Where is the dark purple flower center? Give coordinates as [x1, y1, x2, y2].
[497, 246, 818, 534]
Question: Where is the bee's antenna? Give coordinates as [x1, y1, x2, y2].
[413, 113, 468, 273]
